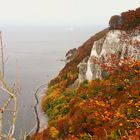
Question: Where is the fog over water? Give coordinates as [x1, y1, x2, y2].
[0, 25, 103, 138]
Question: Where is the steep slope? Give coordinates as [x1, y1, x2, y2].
[32, 7, 140, 140]
[49, 28, 109, 87]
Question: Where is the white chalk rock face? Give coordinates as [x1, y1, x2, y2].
[78, 30, 140, 82]
[78, 57, 89, 83]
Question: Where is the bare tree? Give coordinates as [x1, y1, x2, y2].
[0, 31, 19, 140]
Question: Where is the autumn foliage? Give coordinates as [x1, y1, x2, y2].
[109, 7, 140, 30]
[31, 8, 140, 140]
[33, 30, 140, 139]
[32, 57, 140, 140]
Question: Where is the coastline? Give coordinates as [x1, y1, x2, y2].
[33, 84, 48, 134]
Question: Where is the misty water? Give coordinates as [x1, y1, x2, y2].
[0, 25, 103, 139]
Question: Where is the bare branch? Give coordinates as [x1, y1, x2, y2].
[0, 31, 4, 77]
[0, 31, 18, 140]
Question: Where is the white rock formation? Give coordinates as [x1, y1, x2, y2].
[65, 48, 77, 63]
[78, 30, 140, 82]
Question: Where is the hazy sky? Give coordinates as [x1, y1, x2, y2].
[0, 0, 139, 26]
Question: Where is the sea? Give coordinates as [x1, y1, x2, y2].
[0, 24, 104, 139]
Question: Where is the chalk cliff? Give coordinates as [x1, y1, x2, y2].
[77, 29, 140, 83]
[32, 7, 140, 140]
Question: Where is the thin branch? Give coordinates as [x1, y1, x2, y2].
[1, 97, 12, 111]
[0, 74, 16, 98]
[0, 113, 2, 140]
[3, 109, 16, 112]
[0, 31, 4, 77]
[8, 96, 17, 138]
[0, 31, 18, 140]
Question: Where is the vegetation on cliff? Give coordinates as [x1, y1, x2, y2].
[109, 7, 140, 30]
[32, 7, 140, 140]
[33, 57, 140, 140]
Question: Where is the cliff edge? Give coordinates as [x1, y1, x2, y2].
[32, 7, 140, 140]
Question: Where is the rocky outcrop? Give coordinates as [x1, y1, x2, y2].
[109, 15, 122, 29]
[108, 7, 140, 30]
[65, 48, 77, 63]
[77, 57, 89, 83]
[78, 29, 140, 82]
